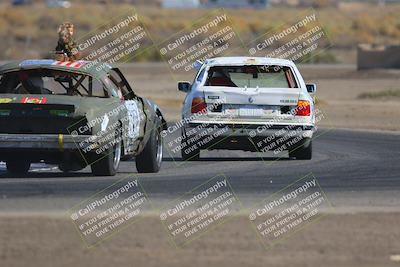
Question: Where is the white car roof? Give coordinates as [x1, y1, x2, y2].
[204, 57, 295, 67]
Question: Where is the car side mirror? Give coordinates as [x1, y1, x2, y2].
[193, 60, 203, 71]
[306, 83, 317, 94]
[178, 81, 191, 92]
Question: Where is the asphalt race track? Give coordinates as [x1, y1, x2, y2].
[0, 128, 399, 213]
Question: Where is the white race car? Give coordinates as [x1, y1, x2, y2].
[178, 57, 317, 161]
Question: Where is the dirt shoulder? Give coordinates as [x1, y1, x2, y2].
[0, 213, 399, 267]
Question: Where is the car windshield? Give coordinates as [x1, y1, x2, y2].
[204, 65, 298, 88]
[0, 69, 108, 97]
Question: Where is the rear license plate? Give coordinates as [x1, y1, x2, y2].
[239, 106, 279, 117]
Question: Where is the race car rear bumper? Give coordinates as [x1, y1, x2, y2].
[182, 122, 315, 152]
[185, 122, 315, 138]
[0, 133, 91, 150]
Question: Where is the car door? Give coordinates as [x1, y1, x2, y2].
[107, 68, 145, 154]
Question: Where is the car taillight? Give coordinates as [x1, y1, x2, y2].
[191, 97, 207, 114]
[295, 100, 311, 116]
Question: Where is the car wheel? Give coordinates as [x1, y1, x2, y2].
[91, 129, 122, 176]
[136, 119, 163, 173]
[6, 160, 31, 175]
[181, 130, 200, 161]
[289, 138, 312, 160]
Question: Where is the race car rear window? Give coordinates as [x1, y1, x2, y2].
[204, 65, 298, 88]
[0, 69, 108, 98]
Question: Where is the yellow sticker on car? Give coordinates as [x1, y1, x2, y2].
[244, 58, 257, 64]
[0, 98, 14, 104]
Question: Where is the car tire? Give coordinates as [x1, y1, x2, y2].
[91, 129, 122, 176]
[181, 130, 200, 161]
[6, 160, 31, 175]
[289, 138, 312, 160]
[136, 119, 163, 173]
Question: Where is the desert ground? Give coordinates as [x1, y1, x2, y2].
[1, 213, 400, 267]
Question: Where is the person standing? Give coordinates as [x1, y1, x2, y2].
[55, 22, 81, 61]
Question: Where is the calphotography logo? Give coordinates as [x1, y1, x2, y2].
[161, 98, 246, 166]
[66, 100, 145, 167]
[248, 104, 333, 164]
[68, 176, 151, 248]
[247, 10, 332, 63]
[156, 9, 245, 78]
[78, 14, 139, 51]
[248, 173, 332, 249]
[75, 9, 153, 76]
[159, 174, 241, 247]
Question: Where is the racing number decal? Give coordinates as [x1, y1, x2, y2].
[21, 97, 47, 104]
[124, 100, 141, 140]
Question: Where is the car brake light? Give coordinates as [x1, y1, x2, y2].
[191, 97, 207, 114]
[295, 100, 311, 116]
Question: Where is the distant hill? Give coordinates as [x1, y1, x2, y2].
[0, 3, 399, 62]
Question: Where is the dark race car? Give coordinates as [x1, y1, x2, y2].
[0, 59, 166, 176]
